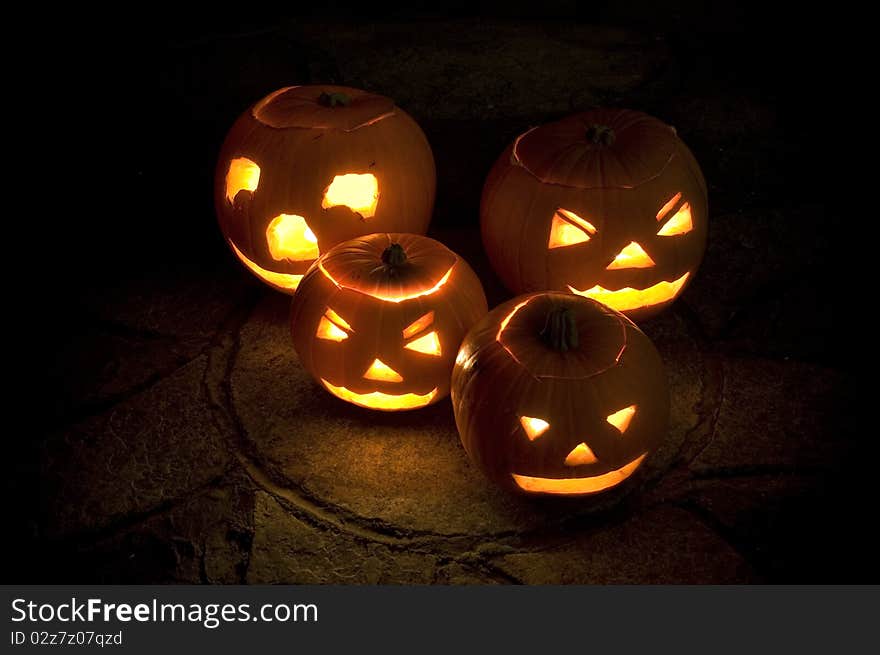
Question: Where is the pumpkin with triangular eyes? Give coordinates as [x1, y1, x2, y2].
[481, 109, 707, 321]
[216, 85, 435, 294]
[291, 233, 488, 411]
[451, 292, 669, 497]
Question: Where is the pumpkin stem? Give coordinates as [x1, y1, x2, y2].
[586, 124, 616, 146]
[318, 91, 352, 107]
[381, 243, 408, 270]
[540, 306, 579, 352]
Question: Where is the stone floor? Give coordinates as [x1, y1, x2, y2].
[23, 16, 863, 583]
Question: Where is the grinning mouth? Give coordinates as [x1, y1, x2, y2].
[568, 272, 689, 313]
[321, 379, 438, 411]
[230, 241, 304, 293]
[511, 453, 647, 495]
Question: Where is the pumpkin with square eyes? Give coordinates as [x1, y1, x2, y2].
[291, 233, 488, 411]
[215, 85, 436, 294]
[480, 109, 707, 321]
[451, 292, 669, 497]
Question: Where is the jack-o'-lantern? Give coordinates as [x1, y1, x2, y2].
[291, 233, 488, 411]
[451, 292, 669, 497]
[216, 85, 436, 293]
[481, 109, 707, 321]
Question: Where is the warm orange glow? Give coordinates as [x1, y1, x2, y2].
[318, 262, 454, 303]
[656, 192, 682, 220]
[363, 359, 404, 382]
[324, 308, 352, 331]
[656, 203, 693, 236]
[496, 298, 533, 342]
[266, 214, 319, 262]
[519, 416, 550, 441]
[404, 331, 442, 356]
[564, 442, 599, 466]
[321, 379, 437, 411]
[229, 241, 304, 292]
[316, 316, 349, 342]
[548, 209, 596, 249]
[606, 405, 636, 433]
[511, 453, 647, 495]
[321, 173, 379, 218]
[225, 157, 260, 203]
[568, 272, 690, 313]
[606, 242, 655, 270]
[402, 311, 435, 339]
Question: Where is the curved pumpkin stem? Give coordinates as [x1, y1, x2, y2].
[318, 91, 352, 107]
[540, 306, 579, 352]
[585, 124, 616, 146]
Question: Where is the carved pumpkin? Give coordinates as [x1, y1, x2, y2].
[480, 109, 707, 321]
[216, 85, 436, 293]
[451, 292, 669, 497]
[291, 233, 488, 411]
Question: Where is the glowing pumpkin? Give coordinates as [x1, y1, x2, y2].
[291, 233, 488, 411]
[451, 292, 669, 497]
[216, 85, 436, 293]
[480, 109, 707, 321]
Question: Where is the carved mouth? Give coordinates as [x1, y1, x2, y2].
[511, 453, 647, 495]
[320, 379, 438, 411]
[568, 273, 689, 313]
[230, 241, 304, 293]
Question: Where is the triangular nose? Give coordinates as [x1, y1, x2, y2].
[363, 358, 403, 382]
[606, 241, 655, 270]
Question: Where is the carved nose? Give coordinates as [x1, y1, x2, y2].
[266, 213, 318, 262]
[363, 359, 403, 382]
[606, 241, 655, 270]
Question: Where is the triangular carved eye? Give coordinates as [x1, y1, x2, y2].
[548, 209, 596, 249]
[657, 203, 693, 236]
[564, 442, 598, 466]
[520, 416, 550, 440]
[606, 242, 655, 270]
[606, 405, 637, 433]
[316, 308, 353, 342]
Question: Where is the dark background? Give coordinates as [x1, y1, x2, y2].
[12, 2, 868, 582]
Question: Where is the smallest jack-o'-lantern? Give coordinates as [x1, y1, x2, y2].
[452, 292, 669, 497]
[291, 233, 489, 411]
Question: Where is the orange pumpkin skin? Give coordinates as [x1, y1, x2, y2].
[216, 85, 436, 294]
[291, 233, 488, 411]
[451, 292, 669, 497]
[480, 109, 707, 321]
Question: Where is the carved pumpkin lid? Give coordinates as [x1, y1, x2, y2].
[317, 233, 458, 302]
[512, 109, 678, 189]
[496, 293, 631, 379]
[252, 85, 396, 131]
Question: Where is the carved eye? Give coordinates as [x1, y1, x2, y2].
[322, 173, 379, 218]
[402, 311, 441, 356]
[606, 405, 637, 433]
[519, 416, 550, 440]
[548, 208, 597, 249]
[225, 157, 260, 203]
[316, 308, 353, 342]
[656, 192, 693, 236]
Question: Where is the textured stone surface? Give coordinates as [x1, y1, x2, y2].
[41, 355, 231, 539]
[493, 505, 756, 584]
